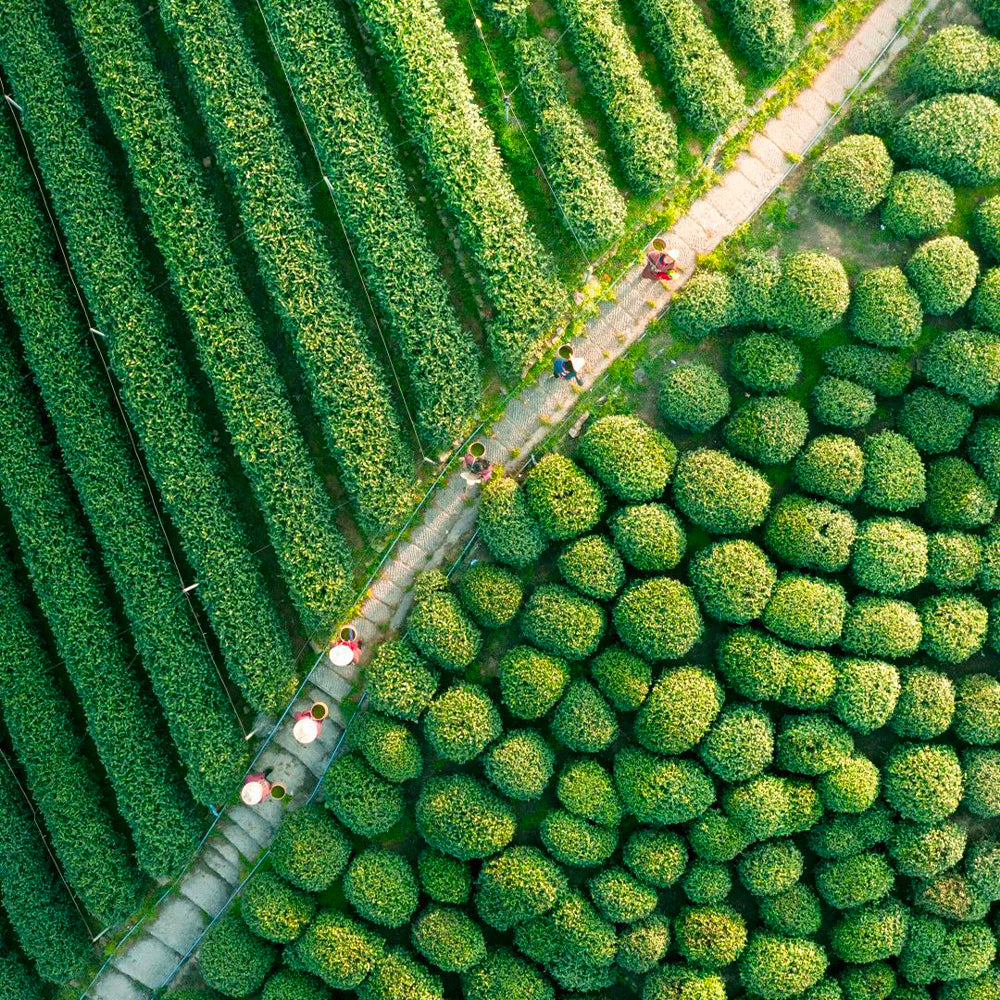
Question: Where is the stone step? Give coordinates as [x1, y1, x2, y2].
[145, 895, 208, 954]
[87, 967, 152, 1000]
[202, 843, 241, 885]
[229, 803, 280, 844]
[112, 935, 180, 989]
[273, 725, 328, 777]
[219, 817, 263, 861]
[309, 664, 353, 702]
[179, 863, 236, 917]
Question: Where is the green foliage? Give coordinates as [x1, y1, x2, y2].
[762, 574, 847, 647]
[478, 474, 547, 570]
[765, 494, 856, 573]
[365, 640, 439, 722]
[416, 775, 516, 860]
[637, 0, 743, 133]
[539, 809, 618, 868]
[610, 503, 687, 571]
[658, 363, 731, 433]
[905, 236, 980, 316]
[954, 673, 1000, 744]
[458, 564, 524, 629]
[983, 523, 1000, 589]
[423, 683, 501, 763]
[524, 455, 606, 542]
[758, 884, 822, 937]
[557, 757, 623, 826]
[939, 968, 1000, 1000]
[557, 535, 625, 601]
[833, 658, 900, 734]
[411, 906, 485, 972]
[829, 899, 907, 963]
[849, 90, 896, 137]
[241, 872, 315, 944]
[965, 838, 1000, 900]
[730, 331, 802, 392]
[484, 729, 554, 800]
[776, 713, 853, 775]
[738, 839, 804, 896]
[861, 432, 927, 512]
[635, 665, 723, 754]
[723, 773, 822, 841]
[852, 517, 928, 593]
[849, 267, 923, 348]
[915, 870, 990, 922]
[408, 588, 482, 672]
[356, 949, 443, 1000]
[899, 912, 996, 984]
[588, 867, 658, 923]
[908, 25, 1000, 98]
[810, 135, 894, 221]
[343, 849, 419, 929]
[739, 932, 828, 1000]
[475, 846, 567, 931]
[925, 457, 997, 529]
[883, 742, 963, 822]
[293, 911, 384, 990]
[776, 252, 851, 338]
[323, 753, 405, 837]
[618, 915, 671, 973]
[417, 850, 471, 905]
[967, 417, 1000, 493]
[889, 820, 966, 879]
[725, 395, 810, 465]
[700, 704, 774, 782]
[881, 169, 955, 238]
[688, 809, 751, 861]
[923, 328, 1000, 405]
[840, 964, 896, 1000]
[841, 597, 922, 659]
[351, 711, 422, 782]
[674, 448, 771, 534]
[971, 267, 1000, 332]
[690, 539, 776, 623]
[812, 377, 877, 429]
[674, 904, 748, 966]
[782, 649, 838, 709]
[551, 679, 619, 752]
[717, 627, 790, 701]
[499, 645, 570, 718]
[928, 531, 981, 589]
[461, 949, 554, 1000]
[614, 577, 704, 660]
[716, 0, 795, 71]
[824, 344, 912, 397]
[892, 93, 1000, 185]
[200, 915, 277, 997]
[962, 747, 1000, 817]
[974, 194, 1000, 260]
[920, 593, 988, 663]
[683, 861, 734, 904]
[624, 828, 688, 887]
[891, 666, 954, 739]
[898, 389, 972, 456]
[671, 272, 737, 339]
[615, 746, 716, 825]
[794, 434, 865, 504]
[270, 806, 351, 893]
[734, 250, 783, 326]
[590, 645, 653, 711]
[644, 964, 727, 1000]
[819, 755, 880, 813]
[551, 0, 677, 194]
[815, 852, 894, 910]
[521, 584, 606, 660]
[808, 803, 895, 860]
[0, 955, 44, 1000]
[577, 414, 677, 502]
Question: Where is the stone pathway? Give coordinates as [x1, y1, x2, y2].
[82, 0, 928, 995]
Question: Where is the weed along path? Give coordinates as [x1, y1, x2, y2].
[83, 0, 932, 995]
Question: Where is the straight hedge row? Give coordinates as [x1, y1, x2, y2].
[65, 0, 354, 629]
[351, 0, 561, 381]
[636, 0, 744, 135]
[715, 0, 796, 73]
[0, 764, 92, 983]
[258, 0, 482, 454]
[551, 0, 677, 194]
[0, 335, 201, 878]
[0, 546, 138, 924]
[0, 117, 248, 804]
[0, 0, 296, 713]
[0, 948, 45, 1000]
[160, 0, 415, 536]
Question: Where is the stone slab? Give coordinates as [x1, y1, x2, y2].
[179, 865, 234, 917]
[145, 896, 208, 954]
[113, 934, 181, 988]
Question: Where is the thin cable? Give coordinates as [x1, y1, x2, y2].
[251, 0, 428, 459]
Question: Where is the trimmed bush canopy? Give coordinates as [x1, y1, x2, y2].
[809, 135, 894, 221]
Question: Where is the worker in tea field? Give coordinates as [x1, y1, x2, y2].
[552, 344, 584, 385]
[643, 244, 680, 281]
[461, 441, 494, 486]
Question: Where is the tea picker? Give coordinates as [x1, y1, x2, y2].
[329, 625, 361, 669]
[643, 237, 681, 282]
[461, 440, 494, 487]
[240, 769, 272, 806]
[292, 701, 330, 745]
[552, 344, 584, 386]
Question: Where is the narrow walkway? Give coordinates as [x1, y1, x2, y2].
[85, 1, 923, 995]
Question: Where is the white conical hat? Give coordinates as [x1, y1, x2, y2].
[571, 357, 585, 373]
[329, 643, 354, 667]
[240, 781, 264, 806]
[293, 717, 321, 744]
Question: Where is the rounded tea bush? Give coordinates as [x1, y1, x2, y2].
[411, 905, 485, 972]
[658, 362, 731, 432]
[724, 395, 809, 465]
[539, 808, 617, 868]
[881, 169, 955, 238]
[270, 805, 351, 893]
[577, 414, 677, 502]
[423, 683, 501, 764]
[848, 266, 923, 348]
[738, 839, 804, 897]
[897, 388, 972, 456]
[293, 911, 384, 990]
[687, 808, 752, 862]
[351, 711, 422, 783]
[260, 970, 330, 1000]
[673, 448, 771, 534]
[623, 828, 687, 887]
[614, 746, 716, 826]
[891, 93, 1000, 186]
[925, 457, 997, 530]
[483, 729, 555, 800]
[323, 753, 405, 837]
[520, 584, 606, 661]
[890, 666, 954, 739]
[498, 645, 569, 719]
[904, 236, 979, 316]
[762, 574, 847, 648]
[523, 455, 605, 542]
[457, 563, 524, 629]
[908, 24, 1000, 98]
[589, 645, 652, 712]
[971, 267, 1000, 332]
[852, 517, 928, 594]
[417, 850, 471, 905]
[849, 90, 896, 137]
[700, 704, 775, 783]
[840, 597, 922, 659]
[882, 742, 963, 822]
[975, 193, 1000, 260]
[557, 534, 625, 601]
[967, 417, 1000, 493]
[682, 861, 733, 905]
[408, 586, 482, 673]
[775, 251, 851, 338]
[689, 539, 776, 623]
[477, 473, 546, 570]
[343, 849, 419, 930]
[614, 577, 703, 661]
[610, 503, 686, 572]
[824, 344, 912, 397]
[635, 665, 723, 755]
[809, 134, 893, 221]
[671, 270, 737, 339]
[829, 898, 907, 963]
[461, 949, 553, 1000]
[729, 331, 802, 392]
[923, 328, 1000, 406]
[618, 915, 670, 973]
[919, 593, 988, 663]
[963, 748, 1000, 817]
[782, 649, 837, 709]
[832, 658, 900, 734]
[556, 757, 622, 826]
[739, 932, 828, 1000]
[241, 871, 315, 944]
[818, 755, 880, 813]
[889, 820, 966, 880]
[765, 494, 856, 574]
[365, 640, 439, 722]
[674, 904, 748, 967]
[758, 884, 822, 937]
[928, 531, 981, 589]
[644, 965, 727, 1000]
[809, 804, 895, 861]
[199, 915, 277, 997]
[588, 866, 658, 923]
[716, 627, 790, 701]
[775, 713, 853, 776]
[551, 679, 618, 753]
[861, 432, 926, 512]
[954, 673, 1000, 745]
[474, 846, 567, 931]
[814, 852, 895, 910]
[811, 377, 877, 429]
[415, 775, 516, 860]
[794, 434, 865, 504]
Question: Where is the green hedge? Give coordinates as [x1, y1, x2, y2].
[809, 135, 894, 221]
[923, 328, 1000, 405]
[475, 846, 567, 931]
[577, 414, 676, 502]
[351, 711, 423, 782]
[852, 517, 928, 594]
[715, 0, 795, 72]
[635, 665, 723, 755]
[343, 849, 419, 929]
[557, 535, 625, 600]
[551, 679, 619, 752]
[673, 448, 772, 534]
[590, 645, 652, 711]
[510, 36, 626, 250]
[764, 494, 856, 573]
[841, 597, 921, 659]
[823, 344, 911, 396]
[240, 871, 316, 943]
[483, 730, 555, 800]
[66, 0, 358, 626]
[892, 93, 1000, 185]
[908, 25, 1000, 98]
[637, 0, 743, 133]
[552, 0, 677, 193]
[658, 361, 731, 432]
[269, 805, 351, 892]
[411, 905, 485, 972]
[199, 914, 277, 997]
[614, 746, 715, 825]
[811, 377, 876, 429]
[417, 776, 516, 860]
[323, 753, 405, 837]
[0, 953, 44, 1000]
[477, 474, 547, 569]
[794, 434, 865, 504]
[557, 758, 622, 826]
[690, 539, 776, 624]
[457, 563, 523, 628]
[521, 584, 606, 660]
[898, 388, 972, 455]
[0, 340, 200, 877]
[671, 272, 737, 340]
[524, 455, 606, 541]
[352, 0, 560, 380]
[293, 910, 385, 990]
[762, 574, 847, 648]
[365, 640, 439, 721]
[499, 645, 569, 718]
[724, 396, 809, 465]
[881, 169, 954, 238]
[861, 431, 926, 512]
[739, 932, 827, 999]
[883, 742, 962, 823]
[700, 705, 774, 782]
[423, 683, 501, 763]
[848, 266, 923, 348]
[0, 0, 295, 711]
[613, 577, 704, 660]
[904, 236, 979, 316]
[776, 252, 851, 337]
[0, 550, 138, 923]
[257, 0, 480, 451]
[408, 586, 482, 671]
[730, 332, 802, 392]
[610, 503, 686, 571]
